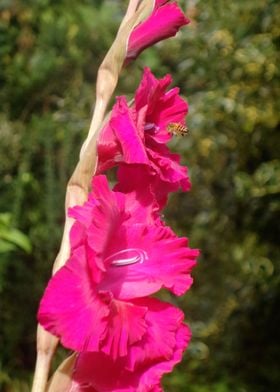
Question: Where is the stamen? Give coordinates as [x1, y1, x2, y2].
[144, 123, 160, 134]
[144, 122, 155, 131]
[105, 248, 148, 267]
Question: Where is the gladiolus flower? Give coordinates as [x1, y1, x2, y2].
[126, 1, 189, 63]
[68, 299, 191, 392]
[38, 175, 198, 353]
[97, 68, 191, 207]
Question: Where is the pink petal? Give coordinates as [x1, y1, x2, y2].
[126, 2, 189, 63]
[70, 298, 191, 391]
[135, 68, 172, 115]
[83, 176, 159, 264]
[146, 87, 188, 144]
[98, 223, 198, 299]
[110, 97, 149, 165]
[139, 322, 191, 390]
[96, 121, 120, 173]
[86, 176, 128, 265]
[147, 144, 191, 191]
[135, 68, 188, 144]
[97, 97, 149, 173]
[114, 165, 160, 224]
[116, 162, 190, 210]
[69, 221, 86, 250]
[101, 299, 147, 359]
[71, 353, 140, 391]
[38, 246, 110, 351]
[127, 297, 191, 370]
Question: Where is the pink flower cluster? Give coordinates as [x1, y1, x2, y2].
[38, 3, 198, 391]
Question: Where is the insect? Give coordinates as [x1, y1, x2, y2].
[167, 122, 189, 136]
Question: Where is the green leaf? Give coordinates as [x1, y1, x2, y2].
[0, 213, 32, 253]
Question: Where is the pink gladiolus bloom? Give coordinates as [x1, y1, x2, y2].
[126, 1, 189, 63]
[97, 68, 191, 207]
[38, 175, 198, 353]
[68, 299, 191, 392]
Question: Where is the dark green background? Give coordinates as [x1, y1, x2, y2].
[0, 0, 279, 390]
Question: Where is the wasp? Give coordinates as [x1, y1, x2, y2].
[167, 122, 189, 136]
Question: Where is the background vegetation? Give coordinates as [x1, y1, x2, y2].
[0, 0, 279, 390]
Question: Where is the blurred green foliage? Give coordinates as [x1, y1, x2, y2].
[0, 0, 279, 391]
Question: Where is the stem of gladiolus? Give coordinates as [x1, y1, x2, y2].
[120, 0, 142, 28]
[32, 325, 59, 392]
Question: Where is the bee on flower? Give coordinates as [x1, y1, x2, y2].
[167, 122, 189, 136]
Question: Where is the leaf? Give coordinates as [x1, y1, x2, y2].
[0, 213, 32, 254]
[0, 239, 17, 253]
